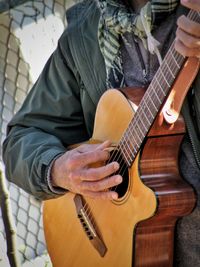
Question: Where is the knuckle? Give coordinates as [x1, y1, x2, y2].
[68, 172, 76, 182]
[104, 163, 117, 176]
[92, 183, 100, 191]
[99, 177, 115, 191]
[67, 173, 78, 188]
[176, 28, 181, 39]
[76, 183, 82, 192]
[85, 181, 98, 191]
[175, 41, 187, 57]
[84, 191, 98, 199]
[181, 48, 188, 57]
[99, 193, 108, 200]
[90, 169, 100, 179]
[92, 150, 101, 161]
[191, 23, 200, 35]
[104, 150, 110, 160]
[191, 49, 200, 57]
[67, 157, 77, 168]
[99, 192, 113, 200]
[79, 144, 87, 149]
[97, 150, 109, 161]
[186, 37, 195, 48]
[78, 144, 90, 152]
[177, 15, 185, 26]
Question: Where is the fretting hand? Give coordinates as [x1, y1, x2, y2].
[175, 0, 200, 57]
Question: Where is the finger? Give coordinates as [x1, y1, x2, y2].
[180, 0, 200, 12]
[70, 149, 110, 168]
[76, 143, 102, 153]
[77, 140, 111, 153]
[177, 16, 200, 38]
[80, 162, 119, 181]
[83, 190, 119, 200]
[80, 175, 122, 192]
[175, 38, 200, 57]
[176, 27, 200, 48]
[96, 140, 112, 150]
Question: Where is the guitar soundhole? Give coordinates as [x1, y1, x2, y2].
[109, 149, 129, 199]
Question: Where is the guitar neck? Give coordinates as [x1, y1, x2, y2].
[119, 9, 200, 167]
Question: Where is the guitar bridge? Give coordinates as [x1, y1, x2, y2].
[74, 194, 107, 257]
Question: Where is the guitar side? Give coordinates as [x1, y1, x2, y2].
[43, 89, 157, 267]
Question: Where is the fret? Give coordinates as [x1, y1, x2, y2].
[159, 68, 171, 87]
[126, 129, 141, 150]
[139, 112, 149, 132]
[169, 49, 181, 69]
[123, 143, 137, 165]
[135, 119, 149, 138]
[133, 126, 143, 143]
[152, 77, 165, 102]
[145, 89, 161, 118]
[134, 106, 153, 130]
[125, 143, 136, 160]
[119, 140, 132, 162]
[120, 149, 130, 166]
[146, 90, 159, 112]
[127, 126, 141, 147]
[128, 140, 138, 154]
[141, 95, 159, 120]
[143, 101, 154, 119]
[122, 131, 138, 154]
[119, 141, 136, 166]
[141, 112, 151, 128]
[136, 122, 146, 138]
[122, 138, 136, 159]
[147, 92, 160, 113]
[165, 61, 176, 79]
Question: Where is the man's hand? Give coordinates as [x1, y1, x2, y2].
[51, 141, 122, 200]
[175, 0, 200, 57]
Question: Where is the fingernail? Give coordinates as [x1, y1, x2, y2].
[112, 193, 118, 200]
[116, 176, 122, 183]
[114, 162, 119, 170]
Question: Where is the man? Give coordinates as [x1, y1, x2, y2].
[2, 0, 200, 265]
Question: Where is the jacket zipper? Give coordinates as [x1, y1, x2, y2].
[182, 96, 200, 169]
[185, 117, 200, 168]
[134, 37, 148, 84]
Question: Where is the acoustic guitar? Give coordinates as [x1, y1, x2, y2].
[43, 9, 199, 267]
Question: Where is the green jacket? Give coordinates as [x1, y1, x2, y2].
[2, 0, 200, 200]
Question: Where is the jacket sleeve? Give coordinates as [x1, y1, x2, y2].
[2, 33, 89, 200]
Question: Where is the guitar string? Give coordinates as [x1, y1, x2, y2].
[82, 10, 199, 222]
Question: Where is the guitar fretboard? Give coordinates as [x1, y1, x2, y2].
[119, 10, 200, 167]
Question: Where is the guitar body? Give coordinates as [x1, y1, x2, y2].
[43, 89, 157, 267]
[43, 89, 195, 267]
